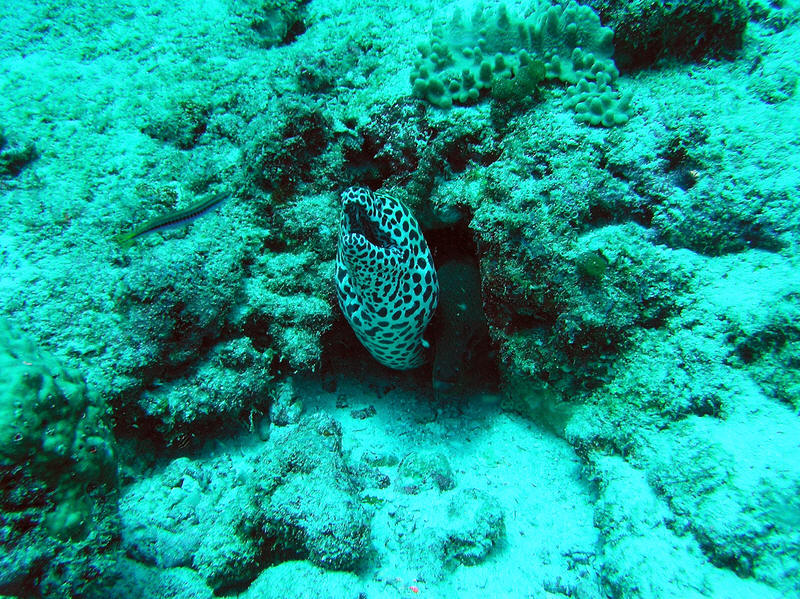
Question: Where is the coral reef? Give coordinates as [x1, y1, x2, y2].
[0, 320, 117, 598]
[563, 71, 631, 127]
[586, 0, 750, 70]
[589, 455, 784, 599]
[566, 277, 800, 596]
[252, 413, 370, 570]
[410, 1, 631, 126]
[120, 456, 262, 594]
[1, 0, 799, 595]
[470, 147, 694, 403]
[109, 186, 336, 444]
[120, 413, 370, 589]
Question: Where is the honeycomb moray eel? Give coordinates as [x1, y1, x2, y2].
[336, 187, 439, 369]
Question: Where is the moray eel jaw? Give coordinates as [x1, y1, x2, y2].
[336, 187, 438, 370]
[342, 199, 383, 248]
[340, 196, 397, 289]
[338, 191, 401, 300]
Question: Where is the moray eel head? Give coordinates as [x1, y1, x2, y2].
[341, 192, 390, 251]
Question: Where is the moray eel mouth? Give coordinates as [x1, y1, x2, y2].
[342, 196, 389, 249]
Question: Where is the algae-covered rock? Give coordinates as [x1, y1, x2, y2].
[586, 0, 749, 71]
[252, 413, 370, 570]
[443, 488, 505, 566]
[0, 320, 118, 598]
[398, 450, 456, 492]
[120, 456, 263, 594]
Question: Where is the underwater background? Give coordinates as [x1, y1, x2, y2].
[1, 0, 800, 597]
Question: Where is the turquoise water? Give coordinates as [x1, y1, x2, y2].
[1, 0, 799, 597]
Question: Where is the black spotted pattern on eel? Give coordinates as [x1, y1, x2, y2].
[336, 187, 439, 369]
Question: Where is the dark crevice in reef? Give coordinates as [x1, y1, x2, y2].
[340, 99, 500, 192]
[586, 201, 654, 230]
[426, 220, 480, 268]
[426, 221, 500, 396]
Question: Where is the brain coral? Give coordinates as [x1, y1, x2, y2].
[410, 0, 631, 126]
